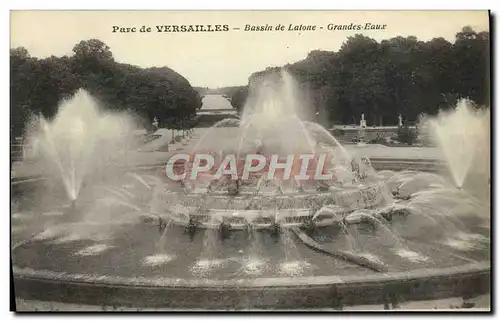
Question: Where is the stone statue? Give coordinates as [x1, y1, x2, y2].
[398, 114, 403, 127]
[360, 113, 367, 128]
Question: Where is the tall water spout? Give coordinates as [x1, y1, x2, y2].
[25, 89, 136, 202]
[426, 99, 490, 189]
[239, 69, 316, 155]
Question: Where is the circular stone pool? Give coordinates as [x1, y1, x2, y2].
[11, 166, 490, 309]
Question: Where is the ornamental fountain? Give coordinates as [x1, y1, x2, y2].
[11, 73, 490, 309]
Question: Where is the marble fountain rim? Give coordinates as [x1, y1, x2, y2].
[11, 261, 490, 309]
[12, 261, 490, 289]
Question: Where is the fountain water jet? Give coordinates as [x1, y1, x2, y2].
[24, 89, 137, 203]
[239, 70, 317, 155]
[426, 99, 490, 189]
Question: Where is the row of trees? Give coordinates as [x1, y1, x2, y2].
[231, 26, 490, 126]
[11, 39, 202, 141]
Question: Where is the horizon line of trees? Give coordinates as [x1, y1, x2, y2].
[230, 26, 490, 127]
[11, 39, 202, 141]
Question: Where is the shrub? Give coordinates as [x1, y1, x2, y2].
[397, 126, 417, 145]
[368, 133, 386, 144]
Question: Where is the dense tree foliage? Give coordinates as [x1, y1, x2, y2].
[230, 26, 490, 126]
[229, 86, 249, 112]
[10, 39, 201, 141]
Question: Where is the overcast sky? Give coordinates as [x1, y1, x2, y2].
[11, 10, 489, 88]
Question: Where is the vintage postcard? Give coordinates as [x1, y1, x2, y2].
[10, 10, 491, 311]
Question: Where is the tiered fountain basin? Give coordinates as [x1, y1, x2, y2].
[11, 164, 490, 309]
[145, 181, 393, 230]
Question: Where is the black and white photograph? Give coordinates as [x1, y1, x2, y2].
[9, 10, 491, 311]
